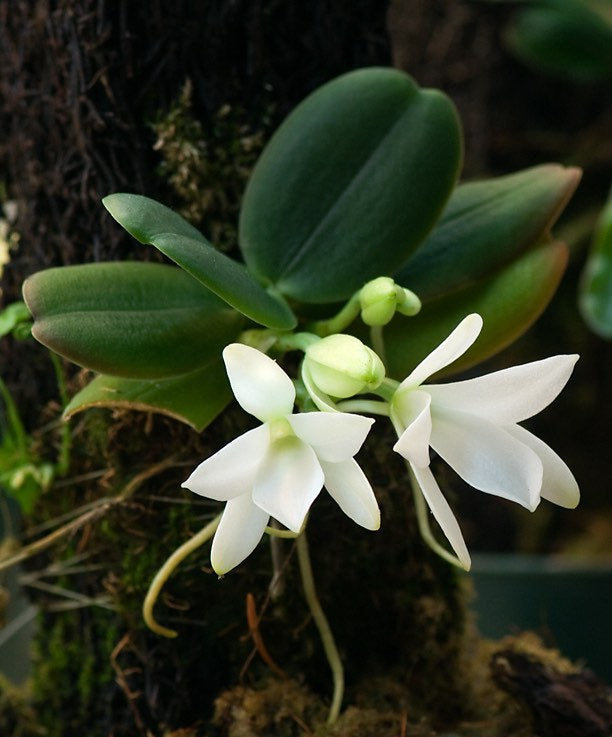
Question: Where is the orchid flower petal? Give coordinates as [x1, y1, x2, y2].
[223, 343, 295, 422]
[391, 389, 432, 468]
[320, 458, 380, 530]
[399, 314, 483, 390]
[427, 354, 579, 424]
[287, 412, 374, 462]
[430, 407, 543, 510]
[506, 424, 580, 509]
[181, 425, 269, 501]
[210, 494, 270, 575]
[253, 436, 324, 532]
[411, 464, 471, 570]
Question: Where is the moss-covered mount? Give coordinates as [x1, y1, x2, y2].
[11, 405, 469, 735]
[3, 401, 611, 736]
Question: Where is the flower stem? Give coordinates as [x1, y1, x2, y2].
[335, 399, 390, 416]
[370, 324, 386, 365]
[308, 291, 361, 336]
[264, 525, 299, 538]
[274, 331, 320, 353]
[143, 514, 221, 638]
[374, 377, 400, 402]
[238, 330, 320, 355]
[296, 530, 344, 725]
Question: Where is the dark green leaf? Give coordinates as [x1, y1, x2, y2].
[23, 262, 243, 378]
[579, 193, 612, 338]
[507, 0, 612, 81]
[239, 67, 462, 303]
[64, 360, 232, 432]
[384, 241, 569, 379]
[103, 194, 296, 329]
[396, 164, 580, 301]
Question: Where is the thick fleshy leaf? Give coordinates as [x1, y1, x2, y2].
[427, 354, 579, 425]
[506, 1, 612, 82]
[396, 165, 580, 300]
[223, 343, 295, 422]
[239, 67, 462, 303]
[63, 359, 233, 432]
[399, 314, 482, 389]
[181, 425, 269, 500]
[384, 241, 569, 380]
[287, 412, 374, 462]
[579, 192, 612, 337]
[391, 390, 432, 468]
[320, 458, 380, 530]
[103, 194, 296, 330]
[210, 494, 270, 574]
[506, 424, 580, 509]
[430, 406, 543, 510]
[411, 464, 471, 570]
[253, 436, 323, 532]
[23, 262, 243, 378]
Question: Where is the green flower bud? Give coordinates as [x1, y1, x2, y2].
[359, 277, 421, 325]
[396, 286, 421, 317]
[304, 334, 385, 398]
[359, 277, 397, 326]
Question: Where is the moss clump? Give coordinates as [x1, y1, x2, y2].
[213, 679, 326, 737]
[31, 607, 120, 737]
[152, 81, 271, 251]
[0, 674, 45, 737]
[329, 705, 435, 737]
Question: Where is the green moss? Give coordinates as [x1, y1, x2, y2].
[152, 80, 272, 251]
[31, 608, 119, 737]
[0, 674, 45, 737]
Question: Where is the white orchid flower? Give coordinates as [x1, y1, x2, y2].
[182, 343, 380, 574]
[390, 313, 580, 570]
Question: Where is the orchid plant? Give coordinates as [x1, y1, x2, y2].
[19, 68, 582, 724]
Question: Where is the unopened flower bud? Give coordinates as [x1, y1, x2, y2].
[359, 277, 397, 326]
[396, 286, 421, 317]
[359, 277, 421, 325]
[304, 334, 385, 398]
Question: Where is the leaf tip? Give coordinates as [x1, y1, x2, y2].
[101, 192, 123, 215]
[21, 272, 43, 318]
[102, 192, 132, 222]
[543, 165, 583, 230]
[102, 193, 152, 244]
